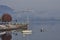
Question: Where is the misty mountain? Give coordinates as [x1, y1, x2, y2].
[0, 5, 14, 17]
[0, 5, 60, 21]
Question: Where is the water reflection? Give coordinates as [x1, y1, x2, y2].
[0, 21, 60, 40]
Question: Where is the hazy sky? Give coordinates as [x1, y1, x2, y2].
[0, 0, 60, 18]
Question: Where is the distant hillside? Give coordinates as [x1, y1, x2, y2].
[0, 5, 14, 17]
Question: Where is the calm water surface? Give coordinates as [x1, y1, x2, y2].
[0, 21, 60, 40]
[11, 21, 60, 40]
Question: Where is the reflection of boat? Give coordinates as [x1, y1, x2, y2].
[21, 30, 32, 37]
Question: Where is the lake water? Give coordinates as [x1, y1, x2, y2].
[11, 20, 60, 40]
[0, 20, 60, 40]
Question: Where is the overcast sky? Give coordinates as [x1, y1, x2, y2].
[0, 0, 60, 18]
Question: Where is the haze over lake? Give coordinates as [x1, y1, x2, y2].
[0, 0, 60, 40]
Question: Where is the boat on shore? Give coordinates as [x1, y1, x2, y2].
[0, 22, 28, 31]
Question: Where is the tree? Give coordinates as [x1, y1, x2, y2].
[2, 13, 12, 22]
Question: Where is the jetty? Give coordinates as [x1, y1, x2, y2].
[0, 23, 28, 31]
